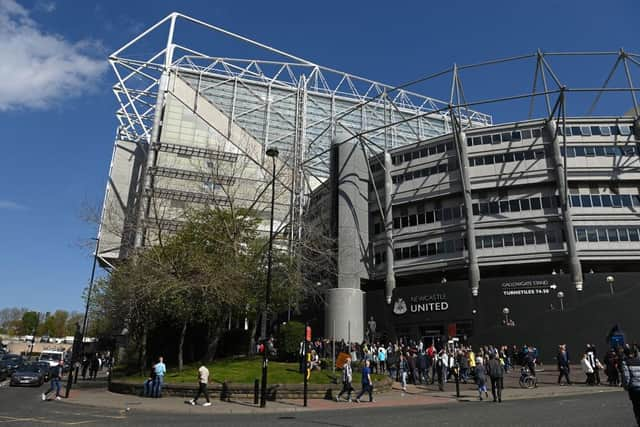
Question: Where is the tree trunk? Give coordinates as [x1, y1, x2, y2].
[248, 318, 258, 355]
[138, 326, 148, 375]
[178, 320, 187, 372]
[205, 323, 224, 361]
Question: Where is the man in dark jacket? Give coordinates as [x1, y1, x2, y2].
[557, 344, 572, 385]
[487, 353, 504, 402]
[622, 348, 640, 425]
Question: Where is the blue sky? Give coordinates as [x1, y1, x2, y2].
[0, 0, 638, 313]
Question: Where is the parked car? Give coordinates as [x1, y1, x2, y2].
[0, 361, 9, 382]
[33, 361, 52, 382]
[0, 354, 24, 374]
[10, 364, 44, 387]
[39, 350, 64, 368]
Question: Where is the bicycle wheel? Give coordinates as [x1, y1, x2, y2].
[524, 376, 536, 389]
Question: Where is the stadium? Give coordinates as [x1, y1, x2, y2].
[98, 12, 640, 357]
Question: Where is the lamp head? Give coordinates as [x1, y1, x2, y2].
[266, 147, 279, 158]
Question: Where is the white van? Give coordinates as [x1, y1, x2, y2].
[39, 350, 65, 367]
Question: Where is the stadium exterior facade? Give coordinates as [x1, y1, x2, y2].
[98, 12, 640, 355]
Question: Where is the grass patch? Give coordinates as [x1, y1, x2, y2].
[119, 357, 384, 385]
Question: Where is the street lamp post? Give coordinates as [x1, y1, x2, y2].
[502, 307, 510, 325]
[557, 291, 565, 311]
[75, 237, 100, 384]
[606, 275, 615, 295]
[260, 147, 279, 408]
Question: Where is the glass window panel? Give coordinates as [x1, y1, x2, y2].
[427, 243, 437, 255]
[597, 228, 608, 241]
[571, 126, 581, 135]
[483, 236, 493, 248]
[482, 135, 492, 145]
[438, 164, 448, 173]
[429, 146, 437, 155]
[530, 197, 541, 210]
[437, 144, 446, 153]
[436, 242, 444, 254]
[520, 199, 531, 210]
[504, 234, 514, 246]
[452, 207, 461, 219]
[374, 223, 381, 234]
[522, 129, 532, 139]
[580, 195, 592, 207]
[509, 200, 521, 212]
[575, 146, 586, 156]
[591, 195, 602, 207]
[600, 126, 611, 136]
[404, 153, 412, 162]
[493, 235, 504, 248]
[546, 232, 557, 243]
[394, 248, 402, 259]
[601, 194, 612, 207]
[430, 166, 438, 175]
[629, 228, 639, 241]
[587, 228, 598, 242]
[580, 126, 592, 136]
[590, 126, 601, 135]
[405, 173, 413, 181]
[619, 228, 629, 241]
[410, 246, 419, 258]
[619, 125, 631, 136]
[418, 213, 426, 224]
[434, 209, 442, 221]
[633, 195, 640, 207]
[412, 151, 420, 160]
[524, 232, 535, 244]
[585, 146, 595, 157]
[595, 146, 606, 156]
[472, 204, 479, 216]
[484, 155, 494, 165]
[612, 194, 622, 207]
[605, 146, 616, 156]
[607, 228, 619, 241]
[532, 128, 542, 138]
[514, 233, 525, 246]
[576, 228, 587, 242]
[541, 197, 552, 209]
[393, 217, 401, 229]
[514, 151, 525, 161]
[621, 195, 632, 207]
[524, 151, 535, 160]
[454, 239, 464, 252]
[402, 247, 411, 258]
[500, 200, 510, 213]
[473, 156, 484, 166]
[501, 132, 511, 142]
[472, 137, 482, 146]
[535, 231, 546, 244]
[503, 152, 514, 162]
[475, 236, 483, 249]
[426, 211, 435, 223]
[401, 217, 409, 227]
[419, 245, 428, 256]
[494, 153, 504, 163]
[409, 215, 417, 226]
[420, 148, 428, 157]
[479, 203, 489, 215]
[492, 134, 502, 144]
[570, 195, 581, 207]
[421, 168, 430, 177]
[443, 208, 452, 221]
[446, 142, 454, 151]
[489, 201, 500, 214]
[444, 240, 454, 253]
[566, 146, 576, 157]
[512, 131, 522, 141]
[535, 150, 545, 159]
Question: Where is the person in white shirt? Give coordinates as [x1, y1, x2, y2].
[189, 365, 212, 406]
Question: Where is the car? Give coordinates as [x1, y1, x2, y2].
[0, 354, 24, 374]
[32, 361, 52, 382]
[9, 364, 44, 387]
[39, 350, 65, 368]
[0, 361, 9, 382]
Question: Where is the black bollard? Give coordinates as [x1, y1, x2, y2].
[254, 379, 259, 405]
[455, 367, 460, 398]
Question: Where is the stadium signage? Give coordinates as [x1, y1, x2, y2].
[500, 279, 555, 296]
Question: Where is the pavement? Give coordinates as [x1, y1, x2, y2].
[57, 364, 625, 415]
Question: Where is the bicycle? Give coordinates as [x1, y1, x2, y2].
[519, 366, 537, 388]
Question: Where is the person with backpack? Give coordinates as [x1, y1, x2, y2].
[41, 360, 64, 401]
[336, 356, 354, 402]
[487, 353, 504, 402]
[622, 347, 640, 425]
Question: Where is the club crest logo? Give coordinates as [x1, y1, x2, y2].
[393, 298, 407, 315]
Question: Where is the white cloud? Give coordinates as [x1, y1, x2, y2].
[0, 0, 106, 111]
[0, 200, 26, 210]
[35, 1, 56, 13]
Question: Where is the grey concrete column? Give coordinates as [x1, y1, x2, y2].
[325, 132, 369, 342]
[455, 129, 480, 296]
[134, 71, 169, 248]
[546, 120, 583, 291]
[383, 151, 396, 304]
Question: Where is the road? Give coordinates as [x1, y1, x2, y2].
[0, 379, 636, 426]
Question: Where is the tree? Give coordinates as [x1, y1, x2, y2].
[20, 311, 39, 336]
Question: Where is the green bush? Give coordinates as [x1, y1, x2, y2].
[276, 321, 305, 362]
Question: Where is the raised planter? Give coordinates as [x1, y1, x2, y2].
[109, 376, 392, 400]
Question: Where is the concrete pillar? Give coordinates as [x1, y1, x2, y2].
[546, 120, 583, 291]
[383, 151, 396, 304]
[325, 132, 369, 343]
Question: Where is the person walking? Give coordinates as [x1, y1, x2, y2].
[622, 347, 640, 425]
[355, 360, 374, 403]
[336, 356, 354, 402]
[586, 344, 601, 385]
[41, 360, 64, 401]
[399, 353, 409, 392]
[189, 364, 212, 406]
[581, 353, 595, 385]
[487, 353, 504, 402]
[152, 356, 166, 398]
[557, 344, 572, 385]
[475, 357, 488, 401]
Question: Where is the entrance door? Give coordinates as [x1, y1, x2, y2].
[420, 325, 444, 347]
